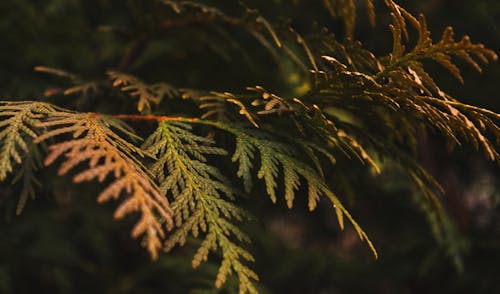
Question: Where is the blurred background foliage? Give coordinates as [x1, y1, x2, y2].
[1, 0, 500, 293]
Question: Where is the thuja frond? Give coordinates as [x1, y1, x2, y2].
[108, 71, 177, 113]
[143, 121, 258, 293]
[3, 1, 500, 292]
[209, 51, 498, 266]
[198, 91, 260, 127]
[300, 52, 500, 199]
[305, 28, 383, 75]
[34, 111, 173, 259]
[198, 93, 228, 121]
[199, 121, 377, 258]
[11, 144, 43, 215]
[418, 97, 500, 162]
[238, 86, 381, 175]
[197, 87, 352, 182]
[304, 34, 500, 167]
[34, 66, 99, 97]
[0, 101, 57, 181]
[193, 85, 382, 193]
[381, 0, 498, 84]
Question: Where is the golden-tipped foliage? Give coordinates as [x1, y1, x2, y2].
[305, 1, 500, 167]
[143, 121, 258, 293]
[34, 111, 173, 259]
[299, 0, 500, 268]
[247, 86, 381, 174]
[108, 71, 178, 113]
[198, 91, 260, 127]
[382, 0, 497, 84]
[2, 0, 500, 293]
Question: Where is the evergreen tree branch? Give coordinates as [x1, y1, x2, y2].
[108, 71, 178, 113]
[11, 143, 43, 215]
[0, 101, 57, 181]
[143, 121, 258, 293]
[194, 121, 378, 258]
[34, 111, 174, 259]
[378, 0, 497, 83]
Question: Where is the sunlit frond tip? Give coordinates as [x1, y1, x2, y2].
[34, 111, 173, 259]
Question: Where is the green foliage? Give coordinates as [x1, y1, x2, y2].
[11, 143, 43, 215]
[1, 0, 500, 293]
[205, 121, 378, 256]
[0, 102, 54, 181]
[0, 102, 57, 213]
[143, 121, 258, 292]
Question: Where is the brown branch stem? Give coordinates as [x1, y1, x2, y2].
[113, 114, 200, 123]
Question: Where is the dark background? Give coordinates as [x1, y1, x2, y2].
[1, 0, 500, 293]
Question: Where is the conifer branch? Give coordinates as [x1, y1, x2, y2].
[34, 111, 173, 259]
[143, 121, 258, 293]
[2, 1, 500, 292]
[11, 143, 43, 215]
[379, 0, 498, 83]
[108, 71, 178, 113]
[0, 101, 57, 181]
[196, 121, 378, 258]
